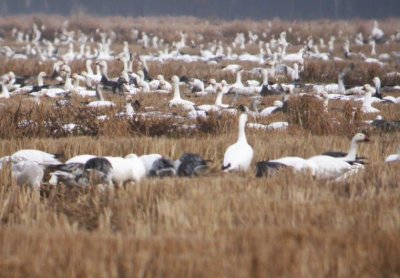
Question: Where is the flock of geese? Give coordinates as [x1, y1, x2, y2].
[0, 19, 399, 189]
[0, 114, 399, 189]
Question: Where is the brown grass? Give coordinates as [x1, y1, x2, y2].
[0, 15, 400, 277]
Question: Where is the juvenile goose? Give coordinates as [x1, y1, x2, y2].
[222, 114, 254, 172]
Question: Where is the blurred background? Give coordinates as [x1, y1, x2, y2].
[0, 0, 399, 19]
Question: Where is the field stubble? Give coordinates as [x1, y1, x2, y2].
[0, 15, 399, 277]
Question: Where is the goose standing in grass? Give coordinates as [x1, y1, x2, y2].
[385, 147, 400, 163]
[168, 75, 195, 110]
[322, 133, 369, 163]
[222, 114, 254, 172]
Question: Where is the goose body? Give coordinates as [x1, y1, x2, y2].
[11, 149, 62, 166]
[361, 85, 380, 114]
[385, 148, 400, 163]
[105, 154, 146, 186]
[306, 155, 362, 181]
[222, 114, 254, 172]
[12, 158, 44, 189]
[175, 153, 209, 177]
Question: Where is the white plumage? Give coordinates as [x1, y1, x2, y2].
[222, 114, 254, 172]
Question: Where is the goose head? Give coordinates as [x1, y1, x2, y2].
[171, 75, 180, 84]
[363, 84, 374, 95]
[372, 77, 381, 89]
[352, 133, 370, 143]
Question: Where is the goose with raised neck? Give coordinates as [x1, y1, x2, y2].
[322, 133, 370, 162]
[168, 75, 194, 110]
[222, 113, 254, 172]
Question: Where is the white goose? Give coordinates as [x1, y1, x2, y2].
[0, 83, 10, 99]
[361, 84, 380, 114]
[9, 149, 62, 166]
[11, 158, 44, 189]
[168, 75, 195, 110]
[306, 155, 362, 181]
[197, 84, 229, 112]
[105, 154, 146, 186]
[222, 114, 254, 172]
[87, 85, 115, 108]
[322, 133, 369, 162]
[385, 147, 400, 163]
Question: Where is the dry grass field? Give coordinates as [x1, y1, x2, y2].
[0, 15, 399, 277]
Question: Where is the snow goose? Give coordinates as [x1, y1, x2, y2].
[306, 155, 362, 181]
[84, 157, 113, 187]
[105, 154, 146, 186]
[259, 100, 284, 117]
[71, 73, 96, 97]
[140, 154, 176, 177]
[11, 158, 44, 189]
[222, 114, 254, 172]
[0, 83, 10, 99]
[87, 85, 115, 108]
[372, 77, 398, 103]
[49, 163, 87, 187]
[175, 153, 209, 177]
[385, 147, 400, 163]
[11, 149, 62, 166]
[168, 75, 195, 110]
[322, 133, 369, 162]
[197, 84, 229, 112]
[370, 20, 385, 42]
[361, 85, 380, 114]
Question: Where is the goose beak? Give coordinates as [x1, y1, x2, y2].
[364, 136, 370, 142]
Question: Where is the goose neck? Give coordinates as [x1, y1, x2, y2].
[215, 91, 224, 106]
[236, 71, 242, 85]
[86, 61, 94, 75]
[262, 70, 269, 85]
[237, 116, 248, 143]
[173, 81, 181, 100]
[38, 75, 44, 86]
[343, 139, 358, 161]
[96, 87, 105, 101]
